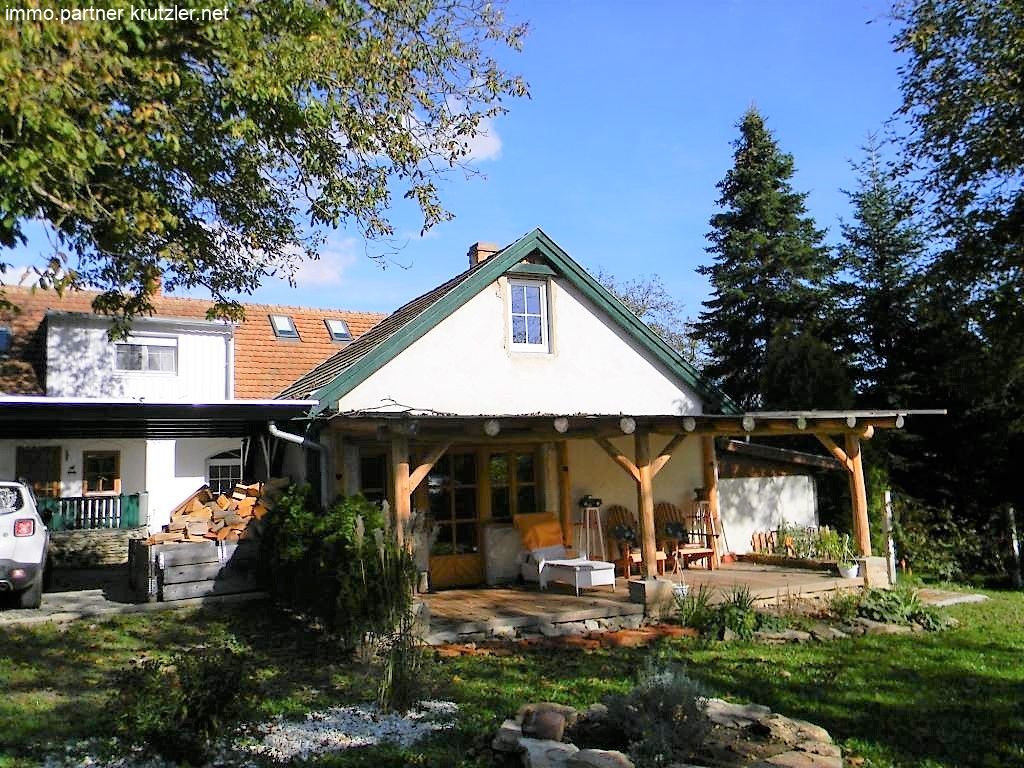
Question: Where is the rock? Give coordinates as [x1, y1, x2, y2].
[532, 711, 567, 742]
[493, 719, 524, 753]
[619, 615, 644, 630]
[751, 750, 842, 768]
[754, 629, 812, 644]
[704, 698, 772, 728]
[492, 625, 518, 640]
[519, 738, 579, 768]
[519, 702, 580, 730]
[809, 624, 848, 641]
[567, 748, 635, 768]
[795, 740, 842, 758]
[753, 714, 833, 746]
[539, 623, 562, 638]
[585, 703, 609, 721]
[865, 621, 912, 636]
[584, 619, 601, 631]
[722, 628, 739, 642]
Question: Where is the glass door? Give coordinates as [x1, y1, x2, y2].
[428, 452, 484, 588]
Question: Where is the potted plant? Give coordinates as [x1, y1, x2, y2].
[835, 534, 859, 579]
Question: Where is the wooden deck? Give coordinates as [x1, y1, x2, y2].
[422, 562, 859, 642]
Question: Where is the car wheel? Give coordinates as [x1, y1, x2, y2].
[17, 574, 43, 609]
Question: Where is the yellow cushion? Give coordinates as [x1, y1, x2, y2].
[514, 513, 564, 551]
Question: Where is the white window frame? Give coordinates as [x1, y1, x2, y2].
[114, 335, 178, 374]
[206, 450, 243, 495]
[508, 279, 550, 353]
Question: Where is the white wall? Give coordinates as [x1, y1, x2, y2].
[718, 475, 818, 555]
[144, 438, 242, 532]
[46, 315, 232, 401]
[337, 277, 704, 416]
[0, 437, 148, 498]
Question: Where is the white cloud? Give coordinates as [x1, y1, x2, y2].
[291, 237, 358, 287]
[463, 116, 502, 162]
[1, 265, 43, 287]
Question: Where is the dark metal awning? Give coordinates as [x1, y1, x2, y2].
[0, 397, 315, 439]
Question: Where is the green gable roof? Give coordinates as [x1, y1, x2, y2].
[279, 228, 739, 415]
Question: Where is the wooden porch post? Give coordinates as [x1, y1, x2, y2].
[635, 431, 658, 579]
[557, 441, 573, 548]
[845, 434, 872, 556]
[701, 435, 722, 569]
[389, 435, 411, 548]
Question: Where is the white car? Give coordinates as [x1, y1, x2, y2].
[0, 481, 49, 609]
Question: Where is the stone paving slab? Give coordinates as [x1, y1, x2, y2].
[917, 589, 989, 607]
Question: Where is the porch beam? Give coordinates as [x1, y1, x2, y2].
[701, 435, 722, 569]
[557, 441, 573, 548]
[635, 431, 659, 579]
[651, 433, 688, 478]
[594, 436, 641, 483]
[408, 441, 451, 493]
[845, 434, 872, 556]
[815, 434, 854, 472]
[389, 435, 411, 549]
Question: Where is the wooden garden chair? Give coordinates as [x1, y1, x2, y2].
[656, 500, 718, 571]
[605, 504, 642, 577]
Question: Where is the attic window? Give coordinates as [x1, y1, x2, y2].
[324, 318, 352, 342]
[508, 279, 549, 351]
[0, 324, 11, 355]
[270, 314, 299, 339]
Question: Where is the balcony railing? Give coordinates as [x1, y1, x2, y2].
[38, 494, 141, 531]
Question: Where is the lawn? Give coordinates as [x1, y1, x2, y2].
[1, 588, 1022, 768]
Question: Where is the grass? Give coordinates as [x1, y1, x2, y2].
[1, 588, 1023, 767]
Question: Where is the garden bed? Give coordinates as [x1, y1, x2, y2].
[738, 551, 842, 573]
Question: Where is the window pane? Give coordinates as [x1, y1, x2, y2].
[512, 316, 527, 344]
[148, 346, 176, 372]
[116, 344, 143, 370]
[455, 522, 478, 553]
[511, 285, 525, 314]
[360, 455, 386, 491]
[454, 487, 476, 519]
[452, 453, 476, 485]
[491, 488, 511, 521]
[526, 316, 543, 344]
[428, 487, 450, 519]
[517, 485, 537, 515]
[431, 523, 454, 555]
[525, 285, 541, 315]
[516, 453, 535, 484]
[489, 453, 508, 486]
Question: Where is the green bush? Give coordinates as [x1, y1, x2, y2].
[858, 584, 943, 629]
[261, 488, 418, 653]
[113, 646, 253, 764]
[828, 590, 861, 623]
[675, 584, 714, 630]
[676, 585, 783, 640]
[891, 495, 983, 582]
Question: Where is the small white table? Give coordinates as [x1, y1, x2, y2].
[538, 557, 617, 596]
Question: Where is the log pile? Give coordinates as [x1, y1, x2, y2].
[143, 478, 289, 546]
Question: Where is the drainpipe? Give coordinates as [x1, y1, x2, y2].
[226, 334, 235, 399]
[267, 421, 331, 507]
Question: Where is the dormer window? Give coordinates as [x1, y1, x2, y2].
[324, 318, 352, 342]
[270, 314, 299, 339]
[509, 279, 549, 352]
[115, 336, 177, 373]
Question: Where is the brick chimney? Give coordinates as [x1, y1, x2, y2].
[467, 241, 500, 269]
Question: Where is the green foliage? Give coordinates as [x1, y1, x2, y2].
[376, 614, 425, 713]
[828, 590, 862, 624]
[675, 583, 714, 630]
[694, 107, 845, 409]
[891, 494, 983, 582]
[677, 585, 783, 641]
[599, 663, 710, 766]
[113, 646, 253, 764]
[0, 0, 527, 330]
[858, 585, 943, 630]
[261, 487, 417, 654]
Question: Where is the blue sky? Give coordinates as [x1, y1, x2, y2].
[8, 0, 906, 316]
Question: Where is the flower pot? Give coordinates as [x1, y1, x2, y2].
[837, 563, 859, 579]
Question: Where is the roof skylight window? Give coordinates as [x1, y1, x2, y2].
[324, 318, 352, 342]
[269, 314, 299, 339]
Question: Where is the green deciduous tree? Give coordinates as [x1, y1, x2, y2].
[0, 0, 527, 328]
[694, 107, 846, 409]
[596, 270, 699, 363]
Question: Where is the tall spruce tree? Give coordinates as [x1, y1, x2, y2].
[839, 136, 927, 407]
[695, 108, 843, 409]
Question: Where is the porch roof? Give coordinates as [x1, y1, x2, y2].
[0, 396, 315, 439]
[326, 408, 945, 442]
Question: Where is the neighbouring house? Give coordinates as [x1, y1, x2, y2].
[1, 229, 926, 582]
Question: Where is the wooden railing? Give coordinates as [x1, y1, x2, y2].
[38, 494, 140, 531]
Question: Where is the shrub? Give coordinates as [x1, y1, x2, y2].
[113, 646, 253, 764]
[891, 495, 983, 582]
[677, 585, 783, 640]
[828, 590, 860, 623]
[376, 613, 425, 713]
[858, 584, 943, 629]
[602, 663, 710, 766]
[675, 583, 714, 630]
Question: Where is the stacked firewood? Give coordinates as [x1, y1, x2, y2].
[143, 478, 289, 545]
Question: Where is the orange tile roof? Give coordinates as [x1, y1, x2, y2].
[0, 286, 386, 399]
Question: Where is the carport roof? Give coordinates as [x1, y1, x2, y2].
[0, 396, 315, 439]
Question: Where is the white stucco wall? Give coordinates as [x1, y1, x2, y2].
[0, 437, 147, 498]
[336, 277, 703, 416]
[46, 315, 232, 401]
[144, 438, 243, 532]
[718, 475, 818, 555]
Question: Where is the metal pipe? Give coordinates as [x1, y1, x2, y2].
[268, 421, 327, 451]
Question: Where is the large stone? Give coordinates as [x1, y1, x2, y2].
[704, 698, 772, 728]
[519, 702, 580, 729]
[754, 714, 833, 746]
[795, 740, 842, 758]
[539, 623, 563, 638]
[532, 710, 567, 742]
[566, 748, 635, 768]
[519, 738, 579, 768]
[809, 624, 848, 641]
[751, 749, 842, 767]
[854, 617, 912, 635]
[493, 719, 524, 753]
[753, 629, 812, 644]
